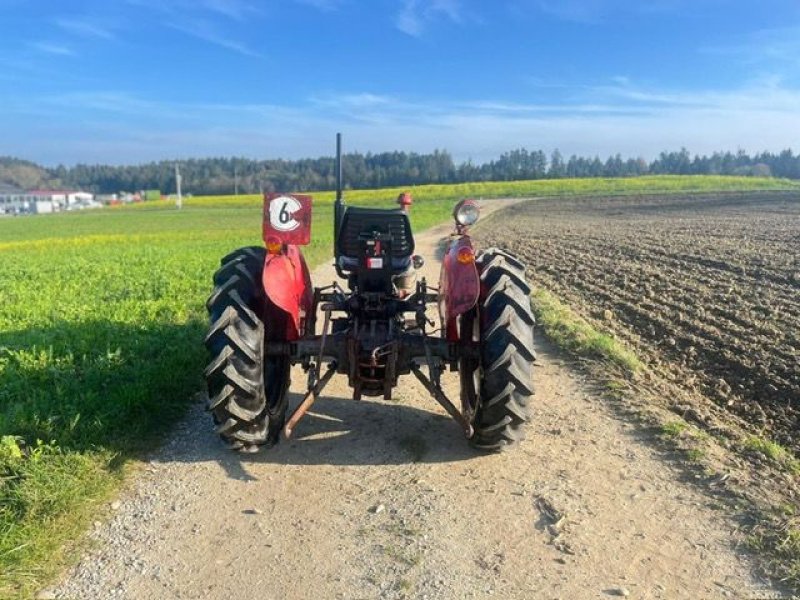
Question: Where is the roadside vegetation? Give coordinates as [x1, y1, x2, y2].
[529, 289, 642, 374]
[1, 175, 797, 597]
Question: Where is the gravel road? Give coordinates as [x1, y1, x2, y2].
[51, 200, 772, 600]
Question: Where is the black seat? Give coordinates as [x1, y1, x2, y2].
[336, 206, 414, 273]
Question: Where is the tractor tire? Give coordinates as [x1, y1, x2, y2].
[204, 246, 290, 453]
[469, 248, 535, 451]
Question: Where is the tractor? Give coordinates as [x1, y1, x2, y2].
[204, 135, 535, 453]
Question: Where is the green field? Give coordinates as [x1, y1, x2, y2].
[1, 175, 798, 597]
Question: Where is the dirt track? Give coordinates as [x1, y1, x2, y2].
[53, 201, 775, 600]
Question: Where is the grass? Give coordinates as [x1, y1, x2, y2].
[531, 288, 642, 375]
[0, 174, 794, 597]
[743, 436, 800, 473]
[748, 524, 800, 587]
[684, 448, 705, 462]
[660, 421, 689, 438]
[0, 193, 454, 598]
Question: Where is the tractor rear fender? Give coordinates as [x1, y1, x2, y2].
[262, 245, 313, 341]
[439, 235, 480, 341]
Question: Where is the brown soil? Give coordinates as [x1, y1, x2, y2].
[475, 191, 800, 454]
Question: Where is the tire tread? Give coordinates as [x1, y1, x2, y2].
[470, 248, 536, 451]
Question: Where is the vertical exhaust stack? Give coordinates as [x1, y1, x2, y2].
[334, 133, 345, 254]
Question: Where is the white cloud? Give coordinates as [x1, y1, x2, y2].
[308, 81, 800, 161]
[311, 93, 394, 110]
[167, 19, 264, 57]
[5, 79, 800, 164]
[30, 41, 75, 56]
[55, 17, 114, 39]
[42, 91, 164, 114]
[702, 26, 800, 69]
[395, 0, 464, 37]
[127, 0, 259, 20]
[124, 0, 263, 55]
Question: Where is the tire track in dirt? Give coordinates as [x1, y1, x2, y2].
[52, 199, 771, 600]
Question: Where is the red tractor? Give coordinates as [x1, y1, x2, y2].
[204, 135, 535, 453]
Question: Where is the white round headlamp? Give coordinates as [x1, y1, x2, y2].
[454, 199, 480, 226]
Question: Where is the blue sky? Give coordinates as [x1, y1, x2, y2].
[1, 0, 799, 165]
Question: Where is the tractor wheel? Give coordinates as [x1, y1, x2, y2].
[469, 248, 535, 451]
[204, 246, 290, 452]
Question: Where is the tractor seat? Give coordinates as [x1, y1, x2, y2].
[336, 206, 415, 273]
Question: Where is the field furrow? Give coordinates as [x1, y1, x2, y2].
[476, 191, 800, 452]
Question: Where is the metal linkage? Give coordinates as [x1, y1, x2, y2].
[411, 365, 473, 438]
[283, 362, 337, 439]
[284, 303, 336, 439]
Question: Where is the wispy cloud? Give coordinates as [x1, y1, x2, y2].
[702, 26, 800, 69]
[299, 79, 800, 160]
[396, 0, 464, 36]
[586, 77, 800, 113]
[55, 17, 114, 40]
[311, 93, 394, 109]
[127, 0, 259, 20]
[125, 0, 263, 56]
[42, 91, 162, 114]
[167, 19, 264, 57]
[6, 78, 800, 164]
[30, 41, 75, 56]
[34, 90, 302, 123]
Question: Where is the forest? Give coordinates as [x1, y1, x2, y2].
[1, 147, 799, 196]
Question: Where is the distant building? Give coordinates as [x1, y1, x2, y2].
[0, 185, 38, 215]
[28, 190, 96, 210]
[0, 187, 98, 215]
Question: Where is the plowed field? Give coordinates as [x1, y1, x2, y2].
[475, 191, 800, 453]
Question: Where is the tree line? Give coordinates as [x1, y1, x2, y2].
[1, 147, 799, 195]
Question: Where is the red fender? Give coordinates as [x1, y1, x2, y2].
[262, 245, 313, 341]
[439, 235, 480, 341]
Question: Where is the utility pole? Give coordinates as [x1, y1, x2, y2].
[234, 164, 239, 196]
[175, 163, 182, 210]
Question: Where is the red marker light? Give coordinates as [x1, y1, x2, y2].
[456, 246, 475, 264]
[266, 236, 282, 255]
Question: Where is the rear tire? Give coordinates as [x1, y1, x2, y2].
[204, 246, 290, 452]
[469, 248, 535, 451]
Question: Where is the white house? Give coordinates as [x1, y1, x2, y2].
[28, 190, 98, 211]
[0, 185, 37, 214]
[0, 187, 97, 214]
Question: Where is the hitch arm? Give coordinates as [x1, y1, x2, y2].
[283, 362, 337, 439]
[411, 366, 473, 438]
